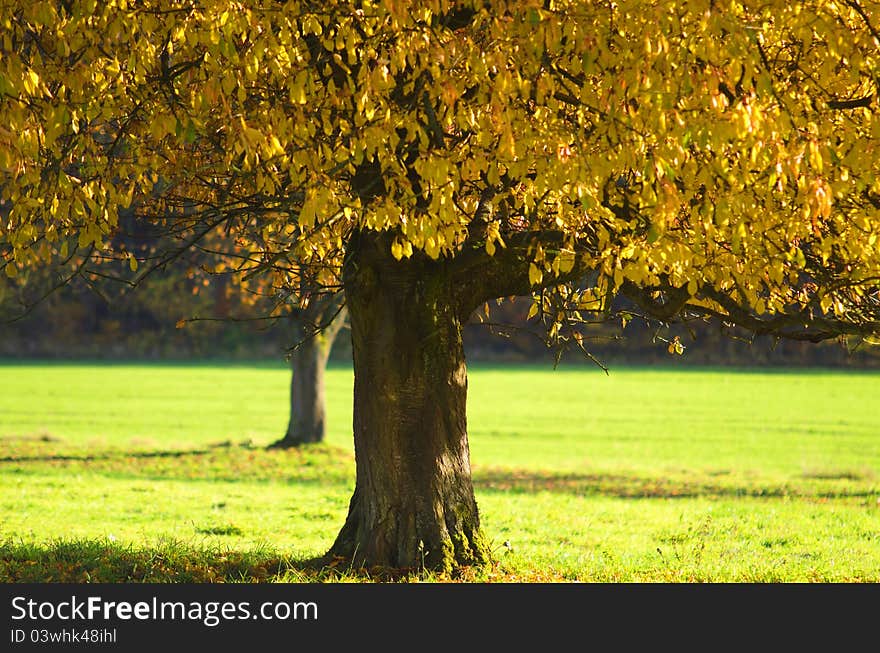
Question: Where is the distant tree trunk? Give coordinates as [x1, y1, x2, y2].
[269, 296, 347, 448]
[282, 319, 329, 445]
[328, 233, 491, 572]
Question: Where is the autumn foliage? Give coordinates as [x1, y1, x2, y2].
[1, 0, 879, 340]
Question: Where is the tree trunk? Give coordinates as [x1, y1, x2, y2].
[328, 234, 491, 573]
[282, 320, 329, 445]
[269, 298, 347, 448]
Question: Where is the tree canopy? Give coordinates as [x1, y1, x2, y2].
[2, 0, 880, 571]
[2, 0, 880, 342]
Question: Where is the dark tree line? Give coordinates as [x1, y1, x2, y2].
[3, 275, 876, 369]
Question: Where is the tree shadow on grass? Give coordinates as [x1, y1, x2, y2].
[0, 438, 355, 484]
[0, 539, 342, 583]
[473, 468, 879, 500]
[0, 448, 222, 464]
[0, 438, 260, 464]
[0, 540, 500, 583]
[3, 437, 873, 501]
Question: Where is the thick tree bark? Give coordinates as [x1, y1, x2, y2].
[328, 233, 491, 572]
[269, 298, 347, 448]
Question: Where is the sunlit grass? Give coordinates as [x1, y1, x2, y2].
[1, 361, 878, 581]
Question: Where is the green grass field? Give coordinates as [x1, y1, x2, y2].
[1, 361, 878, 581]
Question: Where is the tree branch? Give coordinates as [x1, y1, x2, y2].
[826, 94, 873, 110]
[451, 229, 596, 314]
[697, 285, 880, 342]
[618, 280, 692, 322]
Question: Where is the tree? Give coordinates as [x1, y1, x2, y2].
[119, 201, 349, 448]
[148, 218, 350, 448]
[2, 0, 880, 572]
[271, 291, 347, 447]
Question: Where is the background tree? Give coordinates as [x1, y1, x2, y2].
[271, 289, 347, 448]
[158, 222, 350, 448]
[2, 0, 880, 572]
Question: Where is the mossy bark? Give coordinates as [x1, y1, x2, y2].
[328, 233, 491, 572]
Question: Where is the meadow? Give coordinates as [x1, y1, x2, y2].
[0, 361, 878, 582]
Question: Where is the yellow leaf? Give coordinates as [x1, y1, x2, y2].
[529, 263, 543, 286]
[425, 236, 440, 259]
[754, 298, 765, 314]
[391, 239, 403, 260]
[22, 69, 40, 95]
[557, 249, 575, 274]
[668, 336, 684, 355]
[527, 302, 539, 320]
[268, 135, 284, 156]
[299, 190, 319, 229]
